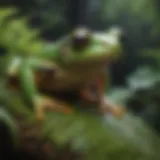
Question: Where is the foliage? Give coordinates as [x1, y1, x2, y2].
[16, 0, 71, 39]
[102, 0, 160, 50]
[107, 65, 160, 133]
[0, 8, 43, 56]
[42, 112, 160, 160]
[32, 0, 70, 31]
[102, 0, 159, 22]
[0, 108, 18, 146]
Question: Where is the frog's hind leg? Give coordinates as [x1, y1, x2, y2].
[34, 96, 74, 121]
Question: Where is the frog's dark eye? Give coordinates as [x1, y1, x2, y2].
[71, 27, 91, 50]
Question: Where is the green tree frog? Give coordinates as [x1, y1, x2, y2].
[7, 27, 125, 120]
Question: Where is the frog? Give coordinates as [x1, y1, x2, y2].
[7, 27, 126, 121]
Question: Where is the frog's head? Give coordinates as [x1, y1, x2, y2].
[58, 27, 123, 68]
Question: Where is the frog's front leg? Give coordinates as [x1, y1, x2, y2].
[80, 72, 126, 118]
[98, 75, 126, 118]
[97, 73, 126, 118]
[34, 95, 73, 121]
[19, 59, 72, 121]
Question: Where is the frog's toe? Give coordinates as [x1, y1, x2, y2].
[109, 106, 126, 118]
[100, 98, 126, 118]
[41, 97, 74, 115]
[46, 102, 74, 115]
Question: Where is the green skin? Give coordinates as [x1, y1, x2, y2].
[7, 27, 123, 120]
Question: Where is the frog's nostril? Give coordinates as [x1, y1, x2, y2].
[72, 27, 91, 50]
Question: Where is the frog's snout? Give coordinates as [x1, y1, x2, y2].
[72, 27, 91, 50]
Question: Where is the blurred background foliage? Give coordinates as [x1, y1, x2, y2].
[0, 0, 160, 160]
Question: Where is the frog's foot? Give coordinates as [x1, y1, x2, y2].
[100, 98, 126, 118]
[35, 96, 73, 121]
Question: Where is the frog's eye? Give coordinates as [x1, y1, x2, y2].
[71, 27, 91, 50]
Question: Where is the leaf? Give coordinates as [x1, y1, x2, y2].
[40, 111, 160, 160]
[0, 107, 18, 146]
[106, 87, 133, 104]
[0, 7, 43, 56]
[126, 66, 160, 91]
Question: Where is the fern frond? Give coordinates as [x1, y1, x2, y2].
[0, 7, 43, 56]
[0, 107, 18, 146]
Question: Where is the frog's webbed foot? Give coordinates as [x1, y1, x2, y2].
[100, 98, 126, 118]
[34, 96, 73, 121]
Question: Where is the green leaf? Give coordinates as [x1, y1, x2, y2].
[0, 107, 18, 146]
[40, 111, 160, 160]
